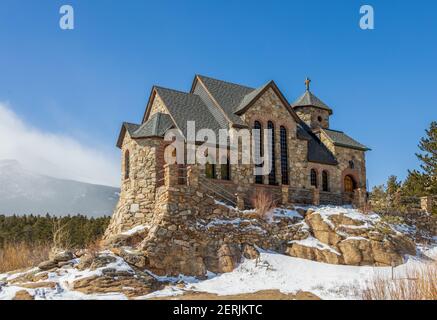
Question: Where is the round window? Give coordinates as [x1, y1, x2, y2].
[317, 116, 322, 122]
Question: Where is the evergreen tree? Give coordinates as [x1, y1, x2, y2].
[403, 121, 437, 196]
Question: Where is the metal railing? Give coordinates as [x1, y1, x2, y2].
[198, 176, 237, 207]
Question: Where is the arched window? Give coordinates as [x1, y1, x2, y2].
[221, 157, 231, 181]
[280, 126, 289, 185]
[322, 170, 329, 192]
[349, 160, 355, 169]
[310, 169, 318, 188]
[205, 162, 216, 179]
[124, 150, 130, 180]
[254, 121, 263, 184]
[267, 121, 276, 185]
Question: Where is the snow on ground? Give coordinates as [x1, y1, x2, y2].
[0, 251, 132, 300]
[1, 205, 435, 300]
[289, 236, 341, 255]
[272, 208, 303, 219]
[142, 248, 436, 300]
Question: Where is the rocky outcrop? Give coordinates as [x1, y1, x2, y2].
[285, 209, 416, 266]
[103, 204, 417, 276]
[1, 251, 162, 300]
[71, 268, 158, 298]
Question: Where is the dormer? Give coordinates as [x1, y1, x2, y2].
[292, 78, 333, 130]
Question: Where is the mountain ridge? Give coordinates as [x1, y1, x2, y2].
[0, 159, 119, 217]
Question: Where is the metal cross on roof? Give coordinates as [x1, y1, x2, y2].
[305, 77, 311, 91]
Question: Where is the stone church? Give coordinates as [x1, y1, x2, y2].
[106, 75, 370, 235]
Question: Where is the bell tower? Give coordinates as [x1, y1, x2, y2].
[292, 78, 333, 130]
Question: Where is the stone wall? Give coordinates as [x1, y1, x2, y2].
[240, 87, 310, 189]
[148, 94, 168, 117]
[295, 107, 330, 130]
[105, 134, 163, 236]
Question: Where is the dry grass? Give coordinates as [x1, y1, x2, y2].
[0, 242, 51, 273]
[358, 202, 373, 215]
[362, 262, 437, 300]
[251, 190, 277, 221]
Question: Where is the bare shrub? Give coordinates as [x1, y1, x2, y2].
[251, 190, 277, 221]
[0, 242, 51, 273]
[86, 238, 103, 258]
[51, 219, 71, 251]
[362, 262, 437, 300]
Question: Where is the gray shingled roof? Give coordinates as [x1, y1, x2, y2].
[133, 112, 174, 138]
[297, 123, 338, 165]
[155, 86, 225, 139]
[322, 128, 370, 151]
[116, 122, 140, 148]
[292, 90, 333, 114]
[235, 81, 271, 114]
[196, 75, 253, 126]
[118, 75, 367, 164]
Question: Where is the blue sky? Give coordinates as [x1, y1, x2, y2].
[0, 0, 436, 187]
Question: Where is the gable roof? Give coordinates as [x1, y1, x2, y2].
[193, 75, 302, 125]
[154, 86, 225, 139]
[121, 74, 365, 163]
[133, 112, 174, 138]
[192, 75, 252, 127]
[116, 113, 175, 148]
[116, 122, 140, 148]
[322, 128, 370, 151]
[234, 81, 271, 113]
[292, 90, 333, 115]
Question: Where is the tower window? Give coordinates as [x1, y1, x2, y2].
[317, 116, 322, 122]
[349, 160, 355, 169]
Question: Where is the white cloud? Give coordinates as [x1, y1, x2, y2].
[0, 102, 120, 187]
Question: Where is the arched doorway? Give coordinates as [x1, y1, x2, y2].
[344, 175, 356, 193]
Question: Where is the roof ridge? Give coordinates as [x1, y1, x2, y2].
[197, 74, 255, 90]
[235, 81, 273, 113]
[154, 85, 197, 96]
[323, 128, 344, 133]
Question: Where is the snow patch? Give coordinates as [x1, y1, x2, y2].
[121, 225, 148, 236]
[289, 236, 341, 255]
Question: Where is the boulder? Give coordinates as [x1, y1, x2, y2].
[242, 244, 260, 260]
[13, 290, 34, 300]
[286, 243, 343, 264]
[51, 251, 74, 263]
[305, 213, 342, 246]
[217, 244, 241, 273]
[72, 270, 161, 298]
[119, 249, 148, 269]
[338, 239, 366, 265]
[76, 254, 117, 271]
[37, 260, 58, 271]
